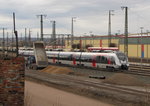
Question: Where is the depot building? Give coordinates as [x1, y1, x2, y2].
[65, 33, 150, 59]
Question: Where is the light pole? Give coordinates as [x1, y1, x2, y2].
[71, 17, 76, 48]
[140, 27, 144, 70]
[108, 10, 114, 46]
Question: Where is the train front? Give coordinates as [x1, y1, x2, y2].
[115, 51, 129, 70]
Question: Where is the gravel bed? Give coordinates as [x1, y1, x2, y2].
[69, 66, 150, 84]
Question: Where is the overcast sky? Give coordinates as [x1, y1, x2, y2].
[0, 0, 150, 38]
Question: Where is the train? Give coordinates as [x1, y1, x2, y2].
[19, 49, 129, 70]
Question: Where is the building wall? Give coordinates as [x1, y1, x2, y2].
[0, 57, 25, 106]
[65, 37, 150, 58]
[102, 40, 108, 47]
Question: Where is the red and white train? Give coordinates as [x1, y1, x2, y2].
[20, 50, 129, 70]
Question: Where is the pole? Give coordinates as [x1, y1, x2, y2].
[108, 10, 114, 46]
[84, 33, 87, 50]
[147, 30, 149, 62]
[13, 12, 19, 57]
[89, 31, 92, 45]
[71, 17, 76, 48]
[2, 28, 5, 56]
[51, 21, 56, 49]
[37, 32, 39, 40]
[37, 14, 46, 41]
[137, 35, 139, 57]
[7, 32, 8, 52]
[140, 27, 144, 70]
[80, 36, 82, 51]
[25, 28, 27, 47]
[67, 35, 69, 46]
[20, 33, 22, 41]
[62, 35, 64, 47]
[41, 15, 43, 41]
[125, 7, 128, 56]
[12, 30, 14, 56]
[71, 18, 73, 47]
[29, 29, 31, 47]
[121, 6, 128, 57]
[117, 30, 120, 50]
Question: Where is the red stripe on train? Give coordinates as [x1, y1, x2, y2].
[92, 59, 96, 67]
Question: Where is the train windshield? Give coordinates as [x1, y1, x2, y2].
[116, 52, 127, 61]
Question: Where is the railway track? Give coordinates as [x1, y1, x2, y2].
[48, 62, 150, 77]
[26, 70, 150, 104]
[6, 50, 150, 76]
[52, 74, 149, 97]
[128, 63, 150, 76]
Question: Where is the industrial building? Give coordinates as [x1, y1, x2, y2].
[65, 33, 150, 59]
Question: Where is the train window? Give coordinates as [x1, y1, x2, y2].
[80, 56, 86, 62]
[81, 55, 93, 62]
[75, 55, 80, 61]
[116, 52, 127, 61]
[95, 56, 107, 64]
[59, 55, 68, 60]
[88, 58, 92, 62]
[68, 55, 73, 61]
[101, 56, 107, 64]
[96, 56, 101, 63]
[47, 55, 54, 59]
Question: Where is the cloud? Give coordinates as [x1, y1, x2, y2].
[0, 0, 150, 38]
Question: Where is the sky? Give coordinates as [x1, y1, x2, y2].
[0, 0, 150, 38]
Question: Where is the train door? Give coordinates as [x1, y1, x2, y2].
[59, 53, 73, 65]
[95, 55, 108, 68]
[72, 53, 81, 66]
[80, 54, 92, 67]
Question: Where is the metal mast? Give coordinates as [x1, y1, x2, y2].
[51, 21, 56, 48]
[7, 32, 8, 51]
[71, 17, 76, 47]
[37, 14, 46, 41]
[28, 29, 31, 47]
[2, 28, 6, 56]
[140, 27, 144, 70]
[25, 28, 27, 47]
[108, 10, 114, 46]
[121, 6, 128, 56]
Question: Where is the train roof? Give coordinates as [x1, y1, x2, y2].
[46, 51, 118, 57]
[88, 47, 119, 50]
